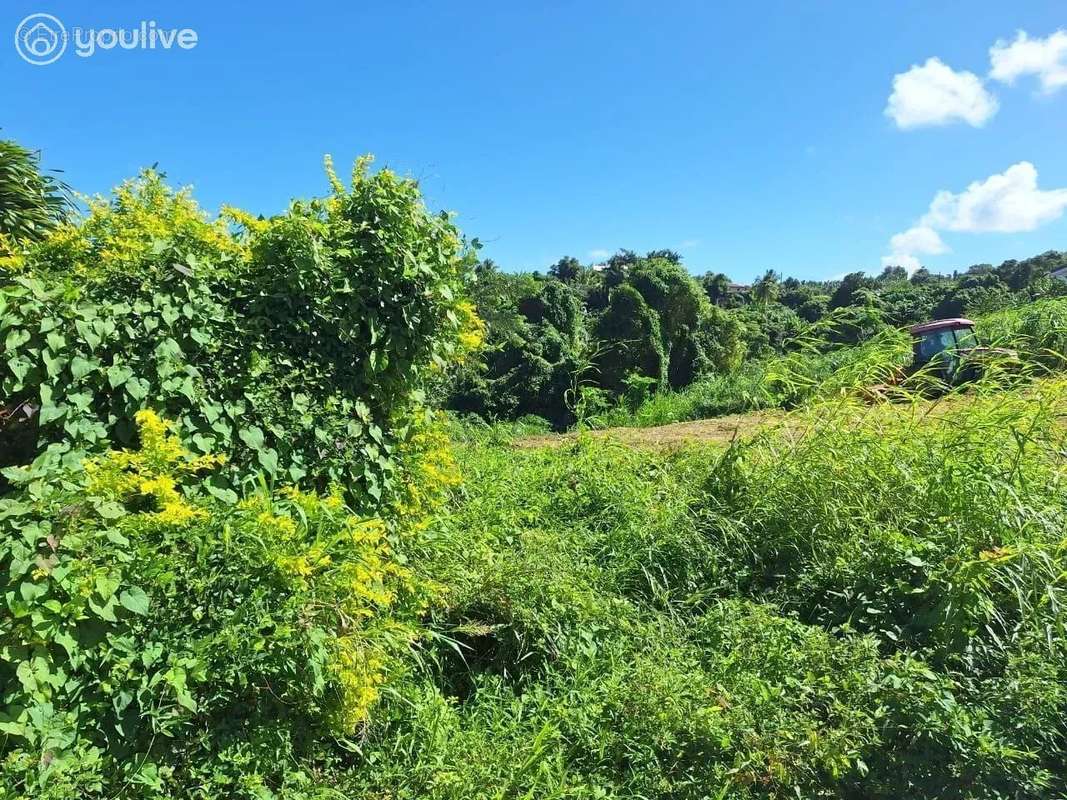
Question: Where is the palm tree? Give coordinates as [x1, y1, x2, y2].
[752, 269, 780, 304]
[0, 138, 74, 243]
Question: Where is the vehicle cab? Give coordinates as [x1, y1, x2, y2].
[909, 318, 978, 378]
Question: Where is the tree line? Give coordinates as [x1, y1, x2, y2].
[441, 248, 1067, 426]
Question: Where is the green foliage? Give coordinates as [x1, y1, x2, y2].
[829, 271, 877, 310]
[592, 326, 912, 428]
[1, 162, 476, 507]
[0, 140, 73, 252]
[446, 246, 1066, 429]
[593, 284, 666, 393]
[340, 380, 1067, 797]
[0, 412, 426, 798]
[735, 302, 805, 357]
[977, 297, 1067, 371]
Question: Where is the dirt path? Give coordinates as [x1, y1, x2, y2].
[513, 409, 785, 452]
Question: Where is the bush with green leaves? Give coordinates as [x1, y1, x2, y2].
[1, 159, 477, 507]
[593, 284, 666, 393]
[0, 411, 428, 798]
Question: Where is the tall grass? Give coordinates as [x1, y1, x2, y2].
[590, 327, 911, 429]
[334, 372, 1067, 799]
[977, 296, 1067, 372]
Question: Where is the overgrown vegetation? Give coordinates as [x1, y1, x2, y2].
[1, 159, 479, 506]
[3, 139, 1067, 799]
[0, 412, 433, 797]
[442, 248, 1067, 429]
[344, 377, 1067, 798]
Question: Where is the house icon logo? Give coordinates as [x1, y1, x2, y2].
[15, 13, 68, 65]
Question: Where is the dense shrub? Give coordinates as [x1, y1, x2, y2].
[1, 161, 478, 507]
[593, 285, 666, 393]
[0, 412, 430, 798]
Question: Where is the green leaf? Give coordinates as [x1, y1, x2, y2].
[54, 630, 79, 658]
[7, 356, 31, 383]
[5, 328, 30, 352]
[74, 319, 102, 349]
[238, 426, 265, 450]
[119, 587, 150, 616]
[125, 378, 149, 401]
[107, 364, 134, 388]
[206, 485, 239, 505]
[88, 596, 118, 622]
[96, 501, 126, 520]
[70, 355, 96, 380]
[38, 402, 66, 425]
[257, 447, 279, 474]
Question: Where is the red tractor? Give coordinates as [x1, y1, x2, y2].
[908, 318, 1013, 384]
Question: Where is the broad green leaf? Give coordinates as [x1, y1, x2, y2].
[107, 364, 134, 388]
[238, 426, 265, 450]
[5, 328, 30, 352]
[70, 355, 96, 380]
[257, 447, 279, 473]
[119, 587, 150, 616]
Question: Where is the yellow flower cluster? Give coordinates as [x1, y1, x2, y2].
[392, 420, 462, 530]
[220, 205, 268, 236]
[330, 637, 387, 730]
[275, 543, 333, 582]
[455, 299, 487, 355]
[25, 172, 246, 283]
[0, 232, 25, 272]
[84, 410, 223, 527]
[239, 480, 424, 730]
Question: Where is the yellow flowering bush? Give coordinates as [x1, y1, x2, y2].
[3, 159, 479, 511]
[30, 172, 245, 285]
[0, 412, 430, 797]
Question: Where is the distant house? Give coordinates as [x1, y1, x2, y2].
[1052, 266, 1067, 283]
[726, 282, 751, 294]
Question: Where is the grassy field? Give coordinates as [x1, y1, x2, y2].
[337, 374, 1067, 799]
[5, 143, 1067, 799]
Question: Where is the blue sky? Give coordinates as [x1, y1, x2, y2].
[3, 1, 1066, 281]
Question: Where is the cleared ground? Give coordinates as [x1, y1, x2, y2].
[514, 409, 785, 451]
[514, 379, 1067, 452]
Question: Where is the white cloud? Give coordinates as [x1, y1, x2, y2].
[588, 248, 610, 260]
[885, 57, 999, 129]
[889, 225, 948, 256]
[920, 161, 1067, 233]
[882, 162, 1067, 273]
[990, 29, 1067, 93]
[882, 227, 948, 275]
